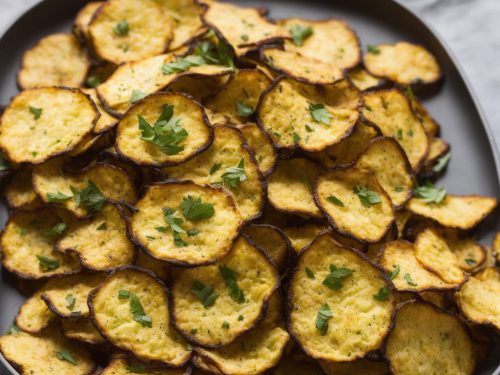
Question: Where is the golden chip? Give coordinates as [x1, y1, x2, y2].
[129, 182, 242, 266]
[15, 282, 55, 333]
[410, 96, 440, 136]
[82, 88, 117, 134]
[422, 137, 450, 173]
[164, 126, 265, 221]
[18, 33, 90, 90]
[0, 88, 98, 164]
[61, 318, 106, 345]
[362, 89, 429, 171]
[73, 2, 103, 42]
[319, 359, 389, 375]
[88, 0, 173, 64]
[348, 66, 384, 91]
[4, 167, 43, 211]
[364, 42, 441, 85]
[166, 73, 229, 103]
[238, 123, 277, 176]
[283, 223, 328, 253]
[257, 77, 360, 151]
[242, 224, 291, 269]
[116, 93, 213, 167]
[171, 236, 279, 347]
[315, 167, 394, 243]
[89, 267, 190, 366]
[267, 158, 323, 218]
[101, 358, 190, 374]
[439, 229, 486, 272]
[385, 301, 475, 375]
[288, 233, 394, 361]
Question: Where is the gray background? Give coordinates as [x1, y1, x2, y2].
[0, 0, 499, 147]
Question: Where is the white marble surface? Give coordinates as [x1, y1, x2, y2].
[0, 0, 499, 147]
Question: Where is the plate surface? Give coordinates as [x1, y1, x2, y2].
[0, 0, 498, 374]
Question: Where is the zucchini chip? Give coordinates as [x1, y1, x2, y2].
[18, 33, 90, 90]
[410, 96, 440, 136]
[62, 318, 106, 345]
[0, 330, 96, 375]
[319, 359, 389, 375]
[4, 167, 43, 211]
[171, 236, 279, 347]
[378, 240, 459, 292]
[422, 137, 450, 172]
[267, 158, 323, 218]
[201, 1, 287, 57]
[348, 66, 385, 91]
[88, 0, 173, 65]
[407, 195, 498, 230]
[102, 358, 190, 374]
[238, 123, 277, 176]
[242, 224, 291, 269]
[41, 273, 105, 318]
[166, 73, 229, 103]
[116, 93, 213, 167]
[129, 182, 242, 266]
[362, 89, 429, 171]
[194, 326, 290, 375]
[73, 2, 103, 43]
[205, 69, 271, 124]
[0, 88, 98, 164]
[314, 168, 395, 243]
[439, 230, 486, 272]
[385, 301, 475, 375]
[355, 137, 413, 208]
[82, 88, 117, 134]
[364, 42, 441, 85]
[0, 209, 81, 279]
[283, 223, 329, 253]
[33, 158, 137, 218]
[456, 267, 500, 330]
[15, 283, 56, 333]
[257, 77, 360, 152]
[164, 126, 265, 222]
[288, 233, 394, 361]
[89, 267, 191, 366]
[414, 228, 466, 285]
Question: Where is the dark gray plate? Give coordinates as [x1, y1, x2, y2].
[0, 0, 498, 374]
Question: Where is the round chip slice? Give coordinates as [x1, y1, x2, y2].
[0, 330, 96, 375]
[4, 167, 43, 211]
[348, 66, 385, 91]
[288, 232, 394, 361]
[170, 236, 279, 347]
[410, 96, 440, 137]
[238, 123, 277, 176]
[283, 223, 329, 253]
[89, 267, 191, 366]
[439, 229, 486, 272]
[101, 358, 190, 374]
[129, 182, 242, 266]
[364, 42, 441, 85]
[73, 2, 103, 43]
[385, 301, 475, 375]
[257, 77, 360, 152]
[456, 267, 500, 331]
[0, 88, 98, 164]
[17, 33, 90, 90]
[15, 282, 56, 333]
[88, 0, 173, 64]
[314, 167, 395, 243]
[116, 93, 213, 167]
[62, 318, 106, 345]
[82, 88, 117, 134]
[267, 158, 323, 218]
[242, 224, 292, 269]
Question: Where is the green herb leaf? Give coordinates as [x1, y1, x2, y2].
[322, 264, 354, 290]
[289, 24, 313, 46]
[222, 321, 230, 329]
[7, 324, 19, 335]
[465, 258, 476, 266]
[309, 103, 331, 125]
[47, 191, 71, 203]
[414, 181, 447, 204]
[56, 350, 77, 365]
[432, 152, 451, 173]
[315, 303, 332, 335]
[43, 222, 66, 238]
[180, 195, 215, 222]
[66, 294, 76, 311]
[238, 315, 244, 321]
[129, 89, 146, 104]
[86, 75, 101, 88]
[125, 293, 152, 327]
[353, 186, 381, 207]
[113, 20, 130, 36]
[187, 228, 200, 237]
[236, 100, 253, 117]
[209, 163, 222, 175]
[373, 286, 389, 301]
[71, 180, 106, 213]
[219, 265, 245, 304]
[327, 195, 344, 207]
[404, 273, 418, 287]
[29, 106, 42, 120]
[118, 290, 131, 299]
[305, 267, 315, 279]
[97, 222, 107, 231]
[292, 132, 301, 143]
[240, 34, 249, 42]
[405, 86, 414, 100]
[394, 186, 404, 193]
[161, 55, 205, 74]
[367, 44, 380, 54]
[388, 264, 400, 280]
[221, 158, 247, 188]
[37, 255, 60, 272]
[191, 280, 219, 308]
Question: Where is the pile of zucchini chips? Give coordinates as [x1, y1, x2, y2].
[0, 0, 499, 374]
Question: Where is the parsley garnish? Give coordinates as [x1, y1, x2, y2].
[86, 75, 100, 88]
[322, 265, 354, 290]
[414, 181, 446, 204]
[353, 186, 381, 207]
[129, 89, 146, 104]
[37, 255, 60, 272]
[219, 265, 245, 304]
[113, 20, 129, 36]
[118, 290, 152, 327]
[71, 181, 105, 214]
[465, 258, 476, 266]
[236, 100, 253, 117]
[46, 191, 71, 203]
[221, 158, 247, 188]
[180, 195, 215, 222]
[373, 286, 389, 301]
[289, 24, 313, 46]
[210, 163, 222, 175]
[238, 315, 244, 321]
[191, 280, 219, 308]
[327, 195, 344, 207]
[315, 303, 332, 335]
[309, 103, 331, 125]
[222, 321, 230, 329]
[404, 273, 418, 287]
[56, 350, 77, 365]
[43, 222, 66, 238]
[29, 106, 42, 120]
[118, 290, 130, 299]
[96, 222, 107, 231]
[7, 324, 19, 335]
[161, 55, 205, 74]
[388, 264, 400, 280]
[162, 207, 188, 247]
[66, 294, 76, 311]
[367, 44, 380, 54]
[405, 86, 414, 100]
[394, 186, 404, 192]
[305, 267, 315, 279]
[240, 34, 249, 42]
[293, 132, 301, 143]
[432, 152, 451, 173]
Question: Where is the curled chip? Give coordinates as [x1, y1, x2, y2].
[242, 224, 292, 269]
[17, 33, 90, 90]
[267, 158, 323, 218]
[362, 89, 429, 171]
[378, 240, 459, 292]
[73, 2, 103, 42]
[201, 1, 287, 57]
[348, 66, 385, 91]
[319, 359, 389, 375]
[164, 126, 265, 221]
[82, 88, 117, 134]
[205, 69, 271, 124]
[33, 158, 137, 218]
[116, 93, 213, 167]
[0, 209, 81, 279]
[410, 96, 440, 137]
[238, 123, 277, 176]
[288, 233, 394, 361]
[364, 42, 441, 85]
[102, 358, 190, 374]
[15, 282, 55, 333]
[283, 223, 329, 253]
[62, 318, 106, 345]
[439, 229, 486, 272]
[407, 195, 497, 230]
[0, 330, 96, 375]
[314, 167, 394, 243]
[89, 267, 190, 366]
[257, 77, 360, 151]
[0, 88, 98, 164]
[88, 0, 173, 64]
[414, 228, 465, 285]
[129, 181, 242, 266]
[171, 236, 279, 347]
[385, 301, 475, 375]
[195, 326, 289, 375]
[355, 137, 413, 208]
[4, 167, 43, 211]
[456, 267, 500, 330]
[41, 273, 105, 318]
